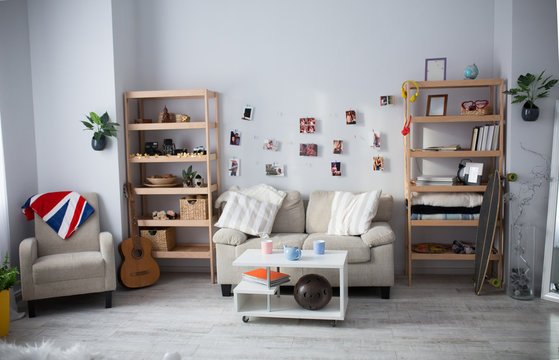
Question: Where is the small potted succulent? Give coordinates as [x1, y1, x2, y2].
[0, 253, 19, 337]
[182, 165, 198, 187]
[503, 71, 558, 121]
[81, 111, 120, 150]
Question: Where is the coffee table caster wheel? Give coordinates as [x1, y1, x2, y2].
[331, 320, 337, 327]
[242, 316, 249, 323]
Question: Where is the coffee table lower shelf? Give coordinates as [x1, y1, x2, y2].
[234, 281, 343, 321]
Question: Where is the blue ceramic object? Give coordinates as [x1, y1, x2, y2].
[464, 64, 479, 79]
[284, 245, 301, 261]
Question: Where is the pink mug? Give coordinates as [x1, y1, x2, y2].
[261, 240, 273, 254]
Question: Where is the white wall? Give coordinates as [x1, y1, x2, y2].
[27, 0, 124, 245]
[502, 0, 559, 293]
[125, 0, 496, 273]
[0, 0, 38, 265]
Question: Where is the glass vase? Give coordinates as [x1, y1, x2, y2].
[507, 225, 536, 300]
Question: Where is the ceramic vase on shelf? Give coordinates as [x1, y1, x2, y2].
[521, 102, 539, 121]
[91, 135, 106, 151]
[508, 225, 535, 300]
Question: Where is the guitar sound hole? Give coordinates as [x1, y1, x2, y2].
[132, 248, 144, 259]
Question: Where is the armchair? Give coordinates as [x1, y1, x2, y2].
[19, 193, 116, 317]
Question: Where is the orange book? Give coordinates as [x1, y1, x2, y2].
[242, 268, 290, 285]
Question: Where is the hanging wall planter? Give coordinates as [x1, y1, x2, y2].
[521, 102, 540, 122]
[81, 111, 119, 151]
[503, 71, 557, 122]
[91, 134, 107, 151]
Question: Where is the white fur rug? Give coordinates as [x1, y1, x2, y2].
[0, 341, 181, 360]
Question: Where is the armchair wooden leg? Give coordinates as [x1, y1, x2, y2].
[28, 300, 36, 318]
[105, 291, 112, 308]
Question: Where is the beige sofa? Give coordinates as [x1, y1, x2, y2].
[213, 190, 395, 298]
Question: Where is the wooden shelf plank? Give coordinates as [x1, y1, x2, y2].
[128, 122, 216, 131]
[129, 153, 217, 163]
[412, 115, 501, 123]
[411, 220, 478, 227]
[152, 243, 211, 259]
[125, 89, 217, 99]
[411, 252, 500, 261]
[410, 184, 486, 192]
[410, 79, 504, 89]
[134, 184, 218, 195]
[137, 216, 217, 227]
[410, 150, 500, 158]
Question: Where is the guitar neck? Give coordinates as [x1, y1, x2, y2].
[125, 183, 141, 244]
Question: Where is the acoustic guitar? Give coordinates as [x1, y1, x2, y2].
[119, 182, 160, 288]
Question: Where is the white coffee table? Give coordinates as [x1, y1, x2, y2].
[232, 249, 348, 325]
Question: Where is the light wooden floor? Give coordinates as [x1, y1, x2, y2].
[4, 273, 559, 360]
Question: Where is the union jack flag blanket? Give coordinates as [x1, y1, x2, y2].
[22, 191, 95, 239]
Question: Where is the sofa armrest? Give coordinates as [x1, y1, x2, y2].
[19, 237, 38, 300]
[99, 231, 117, 291]
[213, 228, 248, 246]
[361, 222, 395, 248]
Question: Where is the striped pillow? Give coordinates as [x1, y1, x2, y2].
[215, 192, 280, 236]
[327, 190, 382, 235]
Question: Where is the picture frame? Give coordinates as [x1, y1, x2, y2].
[242, 106, 253, 121]
[464, 162, 483, 185]
[426, 94, 448, 116]
[425, 57, 447, 81]
[228, 159, 240, 176]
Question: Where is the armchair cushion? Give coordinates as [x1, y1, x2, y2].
[32, 251, 105, 284]
[303, 233, 370, 263]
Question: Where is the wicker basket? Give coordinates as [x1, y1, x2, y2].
[140, 227, 176, 251]
[461, 106, 492, 116]
[180, 195, 208, 220]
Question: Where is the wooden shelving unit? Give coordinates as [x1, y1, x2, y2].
[404, 79, 505, 286]
[124, 89, 220, 283]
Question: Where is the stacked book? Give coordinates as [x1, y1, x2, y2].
[414, 175, 456, 186]
[242, 268, 290, 286]
[470, 124, 499, 151]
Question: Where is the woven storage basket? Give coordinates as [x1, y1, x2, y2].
[140, 227, 176, 251]
[461, 106, 492, 116]
[180, 195, 208, 220]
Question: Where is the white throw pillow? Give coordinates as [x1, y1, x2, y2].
[215, 192, 281, 236]
[327, 190, 382, 235]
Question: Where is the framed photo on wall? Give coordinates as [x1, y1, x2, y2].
[425, 58, 447, 81]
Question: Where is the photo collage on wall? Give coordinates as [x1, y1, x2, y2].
[300, 117, 316, 133]
[371, 129, 383, 172]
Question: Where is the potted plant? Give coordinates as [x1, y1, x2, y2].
[81, 111, 120, 150]
[0, 253, 19, 337]
[182, 165, 198, 187]
[503, 70, 558, 121]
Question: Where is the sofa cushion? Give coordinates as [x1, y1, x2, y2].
[215, 192, 281, 236]
[235, 233, 308, 258]
[272, 191, 305, 233]
[307, 191, 393, 233]
[303, 233, 370, 263]
[306, 191, 335, 234]
[360, 222, 396, 247]
[33, 251, 105, 284]
[327, 190, 381, 235]
[213, 228, 248, 245]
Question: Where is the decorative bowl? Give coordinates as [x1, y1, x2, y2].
[146, 174, 177, 185]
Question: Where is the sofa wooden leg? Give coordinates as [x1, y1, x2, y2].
[105, 291, 112, 308]
[221, 284, 232, 297]
[28, 300, 36, 318]
[380, 286, 390, 299]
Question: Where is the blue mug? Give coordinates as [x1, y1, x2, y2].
[283, 245, 301, 261]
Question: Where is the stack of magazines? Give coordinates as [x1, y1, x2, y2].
[242, 268, 290, 286]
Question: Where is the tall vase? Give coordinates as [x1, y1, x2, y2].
[0, 289, 9, 337]
[508, 225, 536, 300]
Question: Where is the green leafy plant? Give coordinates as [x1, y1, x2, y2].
[503, 70, 558, 108]
[81, 111, 120, 141]
[0, 253, 19, 291]
[182, 165, 198, 186]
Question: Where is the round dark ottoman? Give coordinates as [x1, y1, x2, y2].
[294, 274, 332, 310]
